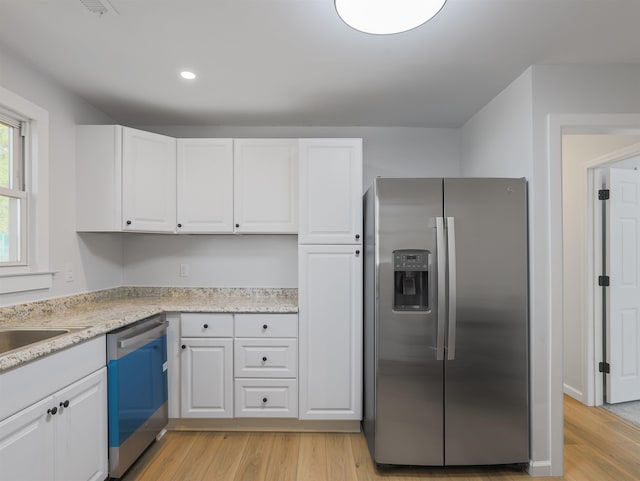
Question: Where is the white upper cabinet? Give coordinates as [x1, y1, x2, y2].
[76, 125, 176, 233]
[122, 127, 177, 232]
[177, 139, 234, 233]
[298, 139, 363, 245]
[233, 139, 298, 234]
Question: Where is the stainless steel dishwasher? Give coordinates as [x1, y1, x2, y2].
[106, 314, 168, 478]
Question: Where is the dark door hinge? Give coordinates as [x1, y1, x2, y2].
[598, 275, 610, 287]
[599, 362, 610, 374]
[598, 189, 610, 200]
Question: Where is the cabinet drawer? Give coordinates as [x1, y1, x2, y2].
[234, 379, 298, 418]
[234, 339, 297, 378]
[234, 314, 297, 338]
[181, 313, 233, 337]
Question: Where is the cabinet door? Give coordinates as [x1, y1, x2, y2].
[233, 139, 298, 233]
[298, 245, 363, 419]
[299, 139, 362, 244]
[180, 338, 233, 418]
[122, 127, 177, 232]
[177, 139, 234, 233]
[54, 369, 107, 481]
[0, 395, 55, 481]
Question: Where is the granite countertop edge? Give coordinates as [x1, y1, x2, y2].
[0, 287, 298, 373]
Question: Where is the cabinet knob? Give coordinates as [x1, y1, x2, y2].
[126, 220, 132, 225]
[262, 397, 268, 403]
[235, 224, 240, 228]
[59, 400, 70, 408]
[355, 250, 360, 256]
[262, 356, 267, 362]
[203, 324, 209, 329]
[177, 223, 182, 228]
[355, 234, 360, 240]
[47, 407, 58, 415]
[181, 344, 186, 350]
[262, 324, 268, 330]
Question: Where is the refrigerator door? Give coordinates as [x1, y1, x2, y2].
[374, 177, 445, 465]
[443, 178, 529, 465]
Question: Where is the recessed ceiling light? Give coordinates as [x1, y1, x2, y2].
[180, 71, 197, 80]
[335, 0, 446, 35]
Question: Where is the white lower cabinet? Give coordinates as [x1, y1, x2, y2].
[179, 314, 234, 418]
[180, 338, 233, 418]
[0, 368, 107, 481]
[176, 312, 298, 419]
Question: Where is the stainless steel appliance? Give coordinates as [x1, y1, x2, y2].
[363, 177, 529, 466]
[107, 315, 168, 478]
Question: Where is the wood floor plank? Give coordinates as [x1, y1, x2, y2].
[233, 432, 275, 481]
[350, 433, 380, 481]
[297, 433, 328, 481]
[128, 432, 197, 481]
[325, 432, 359, 481]
[264, 433, 300, 481]
[199, 432, 250, 481]
[169, 432, 224, 481]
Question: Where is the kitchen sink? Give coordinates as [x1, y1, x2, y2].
[0, 328, 82, 355]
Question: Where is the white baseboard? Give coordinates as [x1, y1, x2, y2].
[563, 383, 584, 402]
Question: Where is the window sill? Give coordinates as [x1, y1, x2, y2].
[0, 272, 53, 294]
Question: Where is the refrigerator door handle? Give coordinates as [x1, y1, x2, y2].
[436, 217, 446, 361]
[446, 217, 457, 360]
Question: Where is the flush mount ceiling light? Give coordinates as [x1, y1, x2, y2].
[180, 71, 197, 80]
[335, 0, 446, 35]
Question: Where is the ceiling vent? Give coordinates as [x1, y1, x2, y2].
[79, 0, 118, 16]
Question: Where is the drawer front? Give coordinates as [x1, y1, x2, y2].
[234, 379, 298, 418]
[234, 314, 297, 338]
[181, 313, 233, 337]
[234, 339, 297, 378]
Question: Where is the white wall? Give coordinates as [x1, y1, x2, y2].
[562, 135, 640, 404]
[461, 69, 533, 179]
[0, 48, 122, 307]
[124, 125, 461, 287]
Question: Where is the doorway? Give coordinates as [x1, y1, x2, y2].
[562, 134, 640, 412]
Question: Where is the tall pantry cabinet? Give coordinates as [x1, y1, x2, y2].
[298, 139, 363, 420]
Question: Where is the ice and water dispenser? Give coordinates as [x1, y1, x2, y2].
[393, 249, 430, 311]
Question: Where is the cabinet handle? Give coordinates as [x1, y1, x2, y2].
[355, 250, 360, 256]
[181, 344, 186, 350]
[203, 324, 209, 329]
[235, 224, 240, 228]
[47, 407, 58, 415]
[262, 324, 268, 330]
[59, 400, 70, 408]
[126, 220, 132, 225]
[177, 223, 182, 228]
[262, 397, 268, 403]
[262, 356, 267, 362]
[355, 234, 360, 240]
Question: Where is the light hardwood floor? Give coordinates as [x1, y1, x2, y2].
[122, 397, 640, 481]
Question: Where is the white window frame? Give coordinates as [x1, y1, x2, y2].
[0, 114, 27, 266]
[0, 85, 51, 294]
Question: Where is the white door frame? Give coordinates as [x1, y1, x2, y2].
[585, 145, 640, 406]
[548, 114, 640, 477]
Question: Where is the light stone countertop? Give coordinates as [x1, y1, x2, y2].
[0, 287, 298, 372]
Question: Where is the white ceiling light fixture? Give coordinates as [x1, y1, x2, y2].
[180, 71, 197, 80]
[335, 0, 446, 35]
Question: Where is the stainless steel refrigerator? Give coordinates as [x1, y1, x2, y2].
[363, 177, 529, 466]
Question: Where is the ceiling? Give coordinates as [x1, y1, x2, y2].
[1, 0, 640, 128]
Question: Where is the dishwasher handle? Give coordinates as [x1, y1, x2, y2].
[117, 322, 167, 350]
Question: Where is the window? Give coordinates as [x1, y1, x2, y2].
[0, 84, 51, 294]
[0, 113, 26, 265]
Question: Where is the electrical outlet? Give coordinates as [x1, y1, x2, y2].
[179, 263, 189, 277]
[65, 263, 74, 282]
